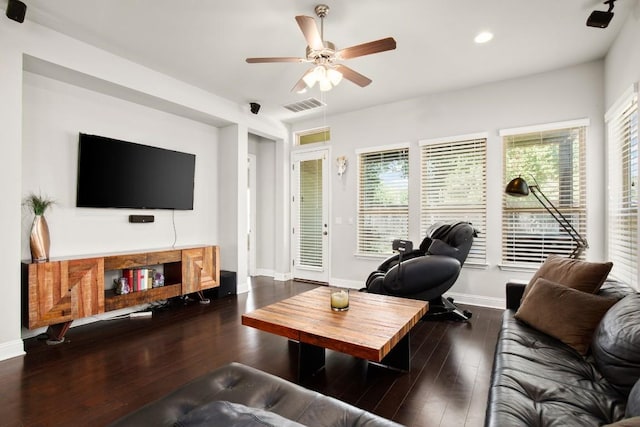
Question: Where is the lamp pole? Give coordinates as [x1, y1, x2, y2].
[505, 175, 588, 259]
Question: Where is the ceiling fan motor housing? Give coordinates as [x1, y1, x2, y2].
[306, 41, 336, 62]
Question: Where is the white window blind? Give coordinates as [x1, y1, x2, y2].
[419, 136, 487, 264]
[299, 159, 323, 267]
[606, 85, 639, 288]
[502, 124, 587, 265]
[357, 146, 409, 255]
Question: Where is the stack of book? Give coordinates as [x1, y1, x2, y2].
[121, 268, 155, 292]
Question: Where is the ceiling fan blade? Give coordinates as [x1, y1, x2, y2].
[295, 15, 324, 51]
[336, 37, 397, 60]
[246, 57, 305, 63]
[335, 65, 372, 87]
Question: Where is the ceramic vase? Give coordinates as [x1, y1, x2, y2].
[30, 214, 50, 263]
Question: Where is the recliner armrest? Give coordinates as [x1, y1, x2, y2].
[506, 281, 527, 310]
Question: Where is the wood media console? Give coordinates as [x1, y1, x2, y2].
[22, 245, 220, 343]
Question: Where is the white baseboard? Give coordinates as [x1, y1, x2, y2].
[329, 278, 365, 289]
[0, 339, 25, 362]
[273, 272, 292, 282]
[254, 269, 275, 278]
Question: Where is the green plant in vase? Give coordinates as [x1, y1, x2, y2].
[23, 192, 55, 263]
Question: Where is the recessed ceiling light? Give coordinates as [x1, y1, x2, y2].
[474, 31, 494, 44]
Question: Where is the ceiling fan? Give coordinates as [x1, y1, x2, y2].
[245, 4, 397, 93]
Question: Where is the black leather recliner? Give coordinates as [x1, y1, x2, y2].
[364, 221, 477, 321]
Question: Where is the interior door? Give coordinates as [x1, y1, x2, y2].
[292, 149, 330, 283]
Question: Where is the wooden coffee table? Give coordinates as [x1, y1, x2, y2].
[241, 287, 428, 378]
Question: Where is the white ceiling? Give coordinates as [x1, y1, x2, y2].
[18, 0, 640, 123]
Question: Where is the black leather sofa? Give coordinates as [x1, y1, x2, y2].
[485, 280, 640, 427]
[108, 362, 401, 427]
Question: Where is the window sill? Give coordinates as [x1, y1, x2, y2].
[498, 263, 539, 273]
[354, 253, 392, 260]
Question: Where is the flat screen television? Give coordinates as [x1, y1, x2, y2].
[76, 133, 196, 210]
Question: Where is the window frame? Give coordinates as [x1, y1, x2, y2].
[500, 119, 589, 267]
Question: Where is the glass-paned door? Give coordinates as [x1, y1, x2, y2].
[292, 149, 329, 282]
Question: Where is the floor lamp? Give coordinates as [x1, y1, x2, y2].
[505, 176, 588, 259]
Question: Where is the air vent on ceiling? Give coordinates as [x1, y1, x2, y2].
[283, 98, 326, 113]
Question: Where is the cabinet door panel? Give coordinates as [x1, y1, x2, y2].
[27, 258, 104, 328]
[28, 262, 72, 328]
[182, 247, 219, 294]
[68, 258, 104, 319]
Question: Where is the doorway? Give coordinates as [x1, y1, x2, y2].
[248, 154, 257, 277]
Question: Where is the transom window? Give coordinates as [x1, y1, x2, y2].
[296, 127, 330, 146]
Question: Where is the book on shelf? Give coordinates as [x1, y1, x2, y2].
[121, 268, 155, 292]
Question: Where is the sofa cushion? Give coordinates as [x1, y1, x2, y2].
[523, 255, 613, 300]
[515, 278, 617, 355]
[593, 294, 640, 396]
[174, 401, 305, 427]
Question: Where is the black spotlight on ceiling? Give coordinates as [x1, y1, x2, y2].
[587, 0, 616, 28]
[249, 102, 260, 115]
[6, 0, 27, 23]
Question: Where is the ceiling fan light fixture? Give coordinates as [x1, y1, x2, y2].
[319, 79, 333, 92]
[303, 71, 318, 88]
[327, 68, 343, 86]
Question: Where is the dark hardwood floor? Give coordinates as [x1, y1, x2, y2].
[0, 278, 503, 427]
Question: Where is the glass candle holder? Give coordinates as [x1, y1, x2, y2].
[330, 288, 349, 312]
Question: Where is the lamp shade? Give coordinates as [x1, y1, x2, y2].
[505, 176, 530, 196]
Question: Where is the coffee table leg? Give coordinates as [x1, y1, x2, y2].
[299, 342, 325, 379]
[379, 333, 410, 372]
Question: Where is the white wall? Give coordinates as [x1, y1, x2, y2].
[292, 60, 606, 307]
[0, 16, 289, 361]
[0, 20, 24, 361]
[605, 3, 640, 108]
[21, 72, 219, 257]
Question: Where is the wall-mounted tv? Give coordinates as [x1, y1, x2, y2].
[76, 133, 196, 210]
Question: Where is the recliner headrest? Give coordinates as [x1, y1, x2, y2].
[419, 221, 478, 252]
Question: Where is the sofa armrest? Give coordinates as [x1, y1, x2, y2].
[506, 281, 527, 310]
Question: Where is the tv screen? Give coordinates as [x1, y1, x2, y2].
[76, 133, 196, 210]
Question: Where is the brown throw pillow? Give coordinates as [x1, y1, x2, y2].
[603, 416, 640, 427]
[515, 278, 617, 355]
[523, 255, 613, 300]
